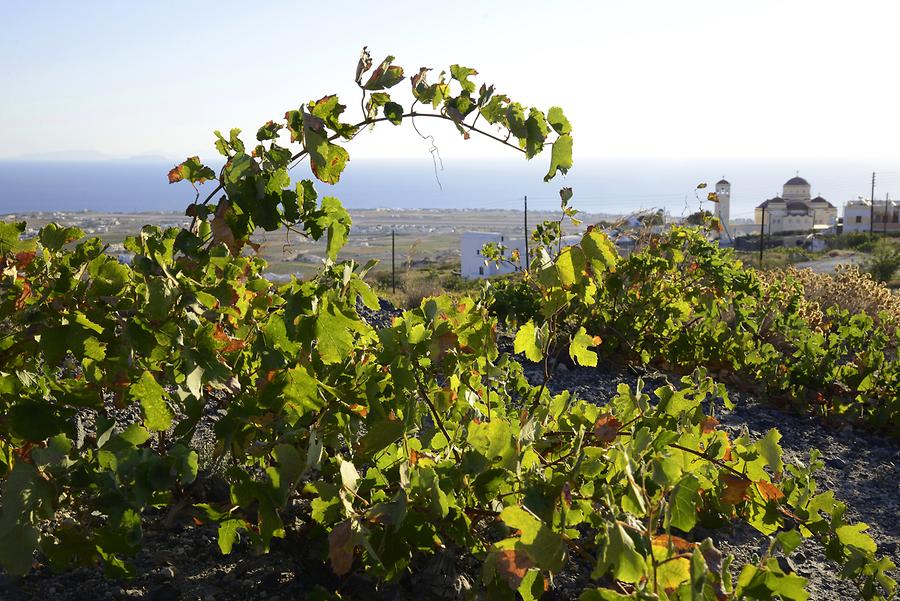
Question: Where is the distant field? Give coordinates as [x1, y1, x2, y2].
[5, 208, 616, 280]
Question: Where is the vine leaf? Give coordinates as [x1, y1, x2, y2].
[513, 320, 543, 363]
[210, 200, 240, 255]
[129, 371, 173, 432]
[569, 327, 600, 367]
[720, 473, 752, 505]
[328, 520, 358, 575]
[544, 134, 573, 182]
[167, 156, 215, 185]
[756, 480, 785, 502]
[498, 506, 566, 573]
[363, 55, 404, 91]
[593, 414, 620, 444]
[493, 548, 535, 590]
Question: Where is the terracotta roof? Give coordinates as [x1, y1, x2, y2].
[785, 176, 810, 186]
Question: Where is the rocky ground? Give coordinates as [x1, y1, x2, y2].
[1, 303, 897, 600]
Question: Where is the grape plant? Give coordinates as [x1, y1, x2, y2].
[0, 49, 896, 600]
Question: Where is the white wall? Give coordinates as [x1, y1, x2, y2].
[460, 232, 527, 279]
[843, 202, 870, 233]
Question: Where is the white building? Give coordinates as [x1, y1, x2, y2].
[460, 232, 584, 279]
[460, 232, 527, 279]
[754, 176, 837, 235]
[843, 198, 900, 233]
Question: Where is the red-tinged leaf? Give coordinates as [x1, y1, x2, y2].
[348, 404, 368, 417]
[756, 480, 785, 502]
[328, 520, 357, 576]
[594, 414, 621, 444]
[493, 548, 535, 589]
[15, 251, 35, 269]
[211, 200, 240, 256]
[652, 534, 696, 554]
[701, 416, 720, 434]
[719, 473, 751, 505]
[15, 281, 31, 310]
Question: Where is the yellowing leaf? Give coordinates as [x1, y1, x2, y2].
[756, 480, 785, 502]
[720, 473, 752, 505]
[513, 320, 543, 363]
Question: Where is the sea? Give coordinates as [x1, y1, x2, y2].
[0, 158, 891, 221]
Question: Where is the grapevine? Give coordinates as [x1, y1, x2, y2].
[0, 49, 895, 600]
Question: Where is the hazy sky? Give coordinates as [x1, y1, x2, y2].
[3, 1, 900, 162]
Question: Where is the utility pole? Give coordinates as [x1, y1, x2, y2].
[391, 228, 396, 294]
[870, 172, 876, 237]
[886, 193, 890, 236]
[523, 195, 529, 270]
[759, 205, 766, 266]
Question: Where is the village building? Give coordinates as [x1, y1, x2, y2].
[754, 176, 837, 234]
[842, 198, 900, 233]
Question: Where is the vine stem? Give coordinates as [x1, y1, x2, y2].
[668, 442, 747, 479]
[190, 110, 526, 210]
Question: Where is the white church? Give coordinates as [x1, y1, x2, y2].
[754, 176, 837, 234]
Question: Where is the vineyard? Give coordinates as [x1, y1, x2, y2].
[0, 50, 898, 600]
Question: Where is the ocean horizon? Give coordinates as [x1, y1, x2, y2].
[0, 157, 892, 221]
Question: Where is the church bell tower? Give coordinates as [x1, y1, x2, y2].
[714, 179, 731, 240]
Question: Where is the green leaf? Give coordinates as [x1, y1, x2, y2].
[499, 506, 566, 572]
[569, 327, 599, 367]
[129, 371, 173, 432]
[776, 529, 803, 554]
[736, 562, 809, 601]
[357, 418, 406, 459]
[0, 221, 27, 255]
[547, 107, 572, 135]
[363, 56, 405, 90]
[217, 518, 247, 554]
[315, 301, 356, 364]
[757, 429, 783, 475]
[668, 475, 701, 532]
[581, 230, 618, 273]
[524, 108, 549, 158]
[88, 256, 130, 297]
[449, 65, 478, 94]
[596, 523, 647, 584]
[544, 134, 573, 182]
[514, 320, 543, 363]
[579, 589, 632, 601]
[384, 101, 403, 125]
[168, 156, 216, 185]
[556, 245, 585, 287]
[835, 523, 877, 554]
[281, 366, 324, 417]
[8, 400, 65, 442]
[39, 223, 84, 251]
[320, 196, 351, 259]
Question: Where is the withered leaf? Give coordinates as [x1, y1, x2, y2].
[494, 548, 535, 589]
[594, 414, 621, 444]
[719, 473, 752, 505]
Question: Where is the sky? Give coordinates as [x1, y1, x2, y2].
[3, 1, 900, 164]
